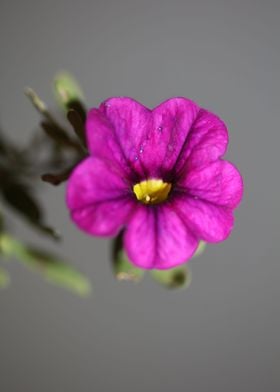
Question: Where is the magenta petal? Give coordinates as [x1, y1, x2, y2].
[139, 98, 200, 177]
[179, 160, 243, 208]
[66, 157, 134, 236]
[86, 97, 200, 179]
[124, 204, 199, 269]
[175, 109, 229, 174]
[173, 196, 234, 242]
[86, 97, 151, 178]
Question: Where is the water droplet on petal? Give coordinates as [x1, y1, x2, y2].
[158, 126, 163, 132]
[168, 144, 174, 152]
[139, 144, 145, 154]
[134, 155, 138, 161]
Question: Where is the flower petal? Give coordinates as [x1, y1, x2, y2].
[173, 196, 234, 242]
[139, 97, 200, 178]
[175, 109, 229, 175]
[179, 160, 243, 208]
[124, 204, 198, 269]
[66, 157, 134, 236]
[86, 97, 151, 179]
[86, 97, 200, 179]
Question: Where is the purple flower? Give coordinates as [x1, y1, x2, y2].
[66, 97, 243, 269]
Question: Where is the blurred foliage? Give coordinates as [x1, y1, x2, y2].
[0, 267, 10, 289]
[0, 234, 91, 296]
[112, 233, 145, 282]
[0, 72, 91, 295]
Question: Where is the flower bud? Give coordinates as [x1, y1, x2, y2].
[113, 249, 145, 282]
[151, 265, 192, 289]
[54, 71, 84, 110]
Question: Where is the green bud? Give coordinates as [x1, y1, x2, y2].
[114, 249, 145, 282]
[54, 71, 84, 110]
[151, 265, 192, 289]
[193, 241, 207, 258]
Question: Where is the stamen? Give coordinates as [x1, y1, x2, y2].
[133, 179, 172, 205]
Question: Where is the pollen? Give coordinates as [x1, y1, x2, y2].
[133, 179, 172, 205]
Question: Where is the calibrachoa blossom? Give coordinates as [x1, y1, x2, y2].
[66, 97, 243, 269]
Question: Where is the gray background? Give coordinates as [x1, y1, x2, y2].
[1, 0, 280, 391]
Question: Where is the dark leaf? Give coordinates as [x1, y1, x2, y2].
[67, 100, 87, 124]
[1, 181, 42, 222]
[41, 121, 78, 148]
[1, 181, 59, 240]
[41, 171, 70, 186]
[67, 109, 87, 147]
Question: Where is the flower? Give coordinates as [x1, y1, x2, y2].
[66, 97, 243, 269]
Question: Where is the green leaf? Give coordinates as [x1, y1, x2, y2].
[42, 257, 91, 297]
[24, 87, 48, 116]
[0, 234, 91, 296]
[0, 267, 10, 289]
[151, 265, 192, 289]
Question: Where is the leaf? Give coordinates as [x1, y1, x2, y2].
[40, 121, 82, 150]
[0, 130, 12, 157]
[24, 87, 48, 116]
[25, 87, 83, 153]
[41, 168, 73, 186]
[43, 260, 91, 296]
[0, 234, 92, 296]
[67, 101, 87, 124]
[0, 181, 59, 240]
[36, 225, 61, 240]
[111, 234, 145, 282]
[0, 267, 10, 289]
[1, 181, 42, 222]
[67, 109, 87, 147]
[151, 265, 192, 289]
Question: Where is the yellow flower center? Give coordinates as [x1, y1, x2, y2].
[133, 179, 172, 205]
